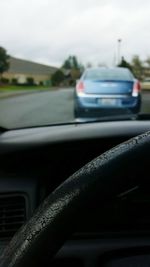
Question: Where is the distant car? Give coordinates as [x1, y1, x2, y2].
[74, 67, 141, 119]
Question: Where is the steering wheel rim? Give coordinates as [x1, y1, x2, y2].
[1, 131, 150, 267]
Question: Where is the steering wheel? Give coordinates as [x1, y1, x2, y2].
[1, 131, 150, 267]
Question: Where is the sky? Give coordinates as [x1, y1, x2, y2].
[0, 0, 150, 67]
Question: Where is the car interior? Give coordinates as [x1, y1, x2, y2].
[1, 119, 150, 266]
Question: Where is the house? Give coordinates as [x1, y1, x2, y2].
[3, 57, 58, 85]
[61, 68, 81, 86]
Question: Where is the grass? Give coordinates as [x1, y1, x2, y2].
[0, 85, 51, 91]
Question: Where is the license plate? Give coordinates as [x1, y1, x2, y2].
[99, 98, 117, 106]
[101, 83, 117, 87]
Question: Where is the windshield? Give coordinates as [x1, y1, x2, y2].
[84, 69, 134, 81]
[0, 0, 150, 129]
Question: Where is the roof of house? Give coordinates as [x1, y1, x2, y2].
[7, 57, 58, 76]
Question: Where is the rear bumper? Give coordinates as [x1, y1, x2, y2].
[74, 94, 141, 118]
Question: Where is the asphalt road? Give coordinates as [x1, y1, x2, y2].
[0, 88, 150, 128]
[141, 92, 150, 113]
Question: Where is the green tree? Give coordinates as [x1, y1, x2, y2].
[62, 56, 72, 69]
[131, 55, 143, 80]
[62, 55, 80, 70]
[0, 47, 10, 80]
[26, 77, 35, 86]
[72, 56, 79, 69]
[51, 70, 65, 86]
[118, 57, 133, 71]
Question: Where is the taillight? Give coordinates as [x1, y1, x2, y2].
[76, 81, 84, 93]
[132, 81, 141, 97]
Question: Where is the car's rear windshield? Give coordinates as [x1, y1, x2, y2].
[84, 69, 134, 81]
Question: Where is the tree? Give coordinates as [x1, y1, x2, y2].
[118, 56, 133, 71]
[62, 55, 81, 70]
[0, 47, 10, 80]
[131, 55, 143, 80]
[51, 70, 65, 86]
[26, 77, 35, 86]
[72, 56, 79, 69]
[62, 56, 72, 69]
[62, 56, 83, 85]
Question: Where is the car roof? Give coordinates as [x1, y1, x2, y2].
[85, 67, 130, 72]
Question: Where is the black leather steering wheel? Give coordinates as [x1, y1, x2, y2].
[1, 131, 150, 267]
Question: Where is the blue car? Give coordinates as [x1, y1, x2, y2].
[74, 67, 141, 119]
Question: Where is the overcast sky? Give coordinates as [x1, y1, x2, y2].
[0, 0, 150, 67]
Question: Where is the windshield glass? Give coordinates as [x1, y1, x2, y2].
[0, 0, 149, 129]
[84, 69, 134, 81]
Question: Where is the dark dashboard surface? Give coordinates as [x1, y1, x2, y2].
[0, 120, 150, 265]
[1, 120, 150, 149]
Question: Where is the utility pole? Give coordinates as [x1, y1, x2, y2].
[117, 39, 122, 65]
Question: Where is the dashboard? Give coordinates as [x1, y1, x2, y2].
[0, 120, 150, 265]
